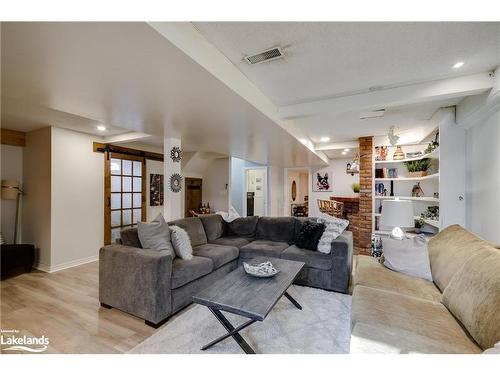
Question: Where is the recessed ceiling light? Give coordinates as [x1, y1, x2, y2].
[344, 148, 350, 152]
[320, 136, 331, 143]
[341, 151, 347, 155]
[97, 125, 107, 131]
[452, 61, 464, 69]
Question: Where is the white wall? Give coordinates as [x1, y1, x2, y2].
[22, 127, 52, 269]
[464, 110, 500, 245]
[309, 158, 359, 217]
[1, 144, 23, 243]
[146, 159, 164, 220]
[202, 158, 229, 213]
[50, 127, 104, 269]
[458, 67, 500, 245]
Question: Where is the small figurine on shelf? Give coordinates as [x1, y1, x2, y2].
[380, 146, 388, 161]
[411, 182, 424, 197]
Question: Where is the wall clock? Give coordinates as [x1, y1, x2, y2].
[169, 173, 183, 193]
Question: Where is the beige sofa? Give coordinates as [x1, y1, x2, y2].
[350, 225, 500, 354]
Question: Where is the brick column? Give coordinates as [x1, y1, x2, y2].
[358, 136, 373, 255]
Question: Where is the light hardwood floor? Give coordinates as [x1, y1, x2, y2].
[1, 261, 156, 354]
[1, 257, 358, 354]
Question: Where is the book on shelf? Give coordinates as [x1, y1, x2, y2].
[375, 167, 398, 179]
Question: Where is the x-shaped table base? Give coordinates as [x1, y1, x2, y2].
[201, 291, 302, 354]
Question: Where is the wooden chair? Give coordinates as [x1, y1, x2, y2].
[317, 199, 344, 218]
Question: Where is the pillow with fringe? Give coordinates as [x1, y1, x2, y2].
[316, 213, 349, 254]
[170, 225, 193, 260]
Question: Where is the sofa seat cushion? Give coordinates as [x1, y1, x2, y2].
[428, 224, 493, 292]
[350, 322, 481, 354]
[281, 245, 332, 270]
[199, 214, 225, 241]
[354, 255, 442, 302]
[168, 217, 208, 247]
[352, 285, 481, 353]
[193, 244, 239, 269]
[442, 248, 500, 350]
[239, 240, 289, 259]
[256, 217, 296, 243]
[171, 256, 213, 289]
[208, 237, 250, 248]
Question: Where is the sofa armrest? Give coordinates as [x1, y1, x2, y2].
[99, 244, 173, 324]
[329, 231, 354, 293]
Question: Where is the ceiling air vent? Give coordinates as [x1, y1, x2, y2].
[359, 109, 386, 120]
[244, 47, 284, 65]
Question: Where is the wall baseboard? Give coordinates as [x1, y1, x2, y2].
[34, 255, 98, 273]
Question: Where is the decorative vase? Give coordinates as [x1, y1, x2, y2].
[393, 146, 405, 160]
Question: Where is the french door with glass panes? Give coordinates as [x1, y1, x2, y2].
[104, 152, 146, 245]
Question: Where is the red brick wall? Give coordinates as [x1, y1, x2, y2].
[358, 136, 373, 255]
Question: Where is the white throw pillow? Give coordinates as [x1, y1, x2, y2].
[170, 225, 193, 260]
[316, 213, 349, 254]
[137, 214, 174, 256]
[483, 341, 500, 354]
[382, 235, 433, 281]
[216, 205, 241, 223]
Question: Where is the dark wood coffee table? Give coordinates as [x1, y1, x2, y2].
[192, 257, 305, 354]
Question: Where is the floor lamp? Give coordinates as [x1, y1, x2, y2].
[1, 179, 24, 244]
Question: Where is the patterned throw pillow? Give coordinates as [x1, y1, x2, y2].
[295, 221, 326, 251]
[170, 225, 193, 260]
[316, 213, 349, 254]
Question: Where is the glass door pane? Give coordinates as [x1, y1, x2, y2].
[105, 153, 145, 244]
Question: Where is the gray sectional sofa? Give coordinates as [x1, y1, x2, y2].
[99, 215, 353, 327]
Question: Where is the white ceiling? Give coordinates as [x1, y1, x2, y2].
[2, 22, 498, 163]
[193, 22, 500, 106]
[193, 22, 499, 151]
[1, 22, 326, 167]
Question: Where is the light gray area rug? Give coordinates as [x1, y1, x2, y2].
[129, 286, 352, 354]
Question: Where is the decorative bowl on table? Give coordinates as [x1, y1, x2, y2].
[243, 261, 279, 278]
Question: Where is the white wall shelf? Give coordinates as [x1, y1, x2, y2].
[374, 196, 439, 203]
[375, 147, 439, 164]
[373, 130, 440, 235]
[373, 213, 440, 229]
[375, 172, 439, 182]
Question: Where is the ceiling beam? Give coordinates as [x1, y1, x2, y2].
[279, 72, 495, 119]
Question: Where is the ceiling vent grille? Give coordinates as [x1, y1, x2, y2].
[244, 47, 284, 65]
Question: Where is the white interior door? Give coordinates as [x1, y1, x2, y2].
[245, 168, 267, 216]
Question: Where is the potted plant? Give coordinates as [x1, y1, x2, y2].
[404, 158, 431, 177]
[414, 218, 425, 234]
[351, 183, 360, 194]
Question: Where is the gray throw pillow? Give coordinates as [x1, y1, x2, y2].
[170, 225, 193, 260]
[382, 235, 433, 281]
[137, 214, 174, 256]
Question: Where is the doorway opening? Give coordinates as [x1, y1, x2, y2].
[244, 167, 268, 216]
[284, 168, 310, 217]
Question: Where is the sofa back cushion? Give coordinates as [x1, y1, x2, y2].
[224, 216, 259, 238]
[428, 225, 493, 291]
[120, 227, 141, 248]
[199, 214, 225, 241]
[442, 248, 500, 350]
[256, 216, 296, 243]
[168, 217, 207, 247]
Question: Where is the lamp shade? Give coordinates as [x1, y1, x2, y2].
[1, 179, 20, 200]
[381, 199, 414, 228]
